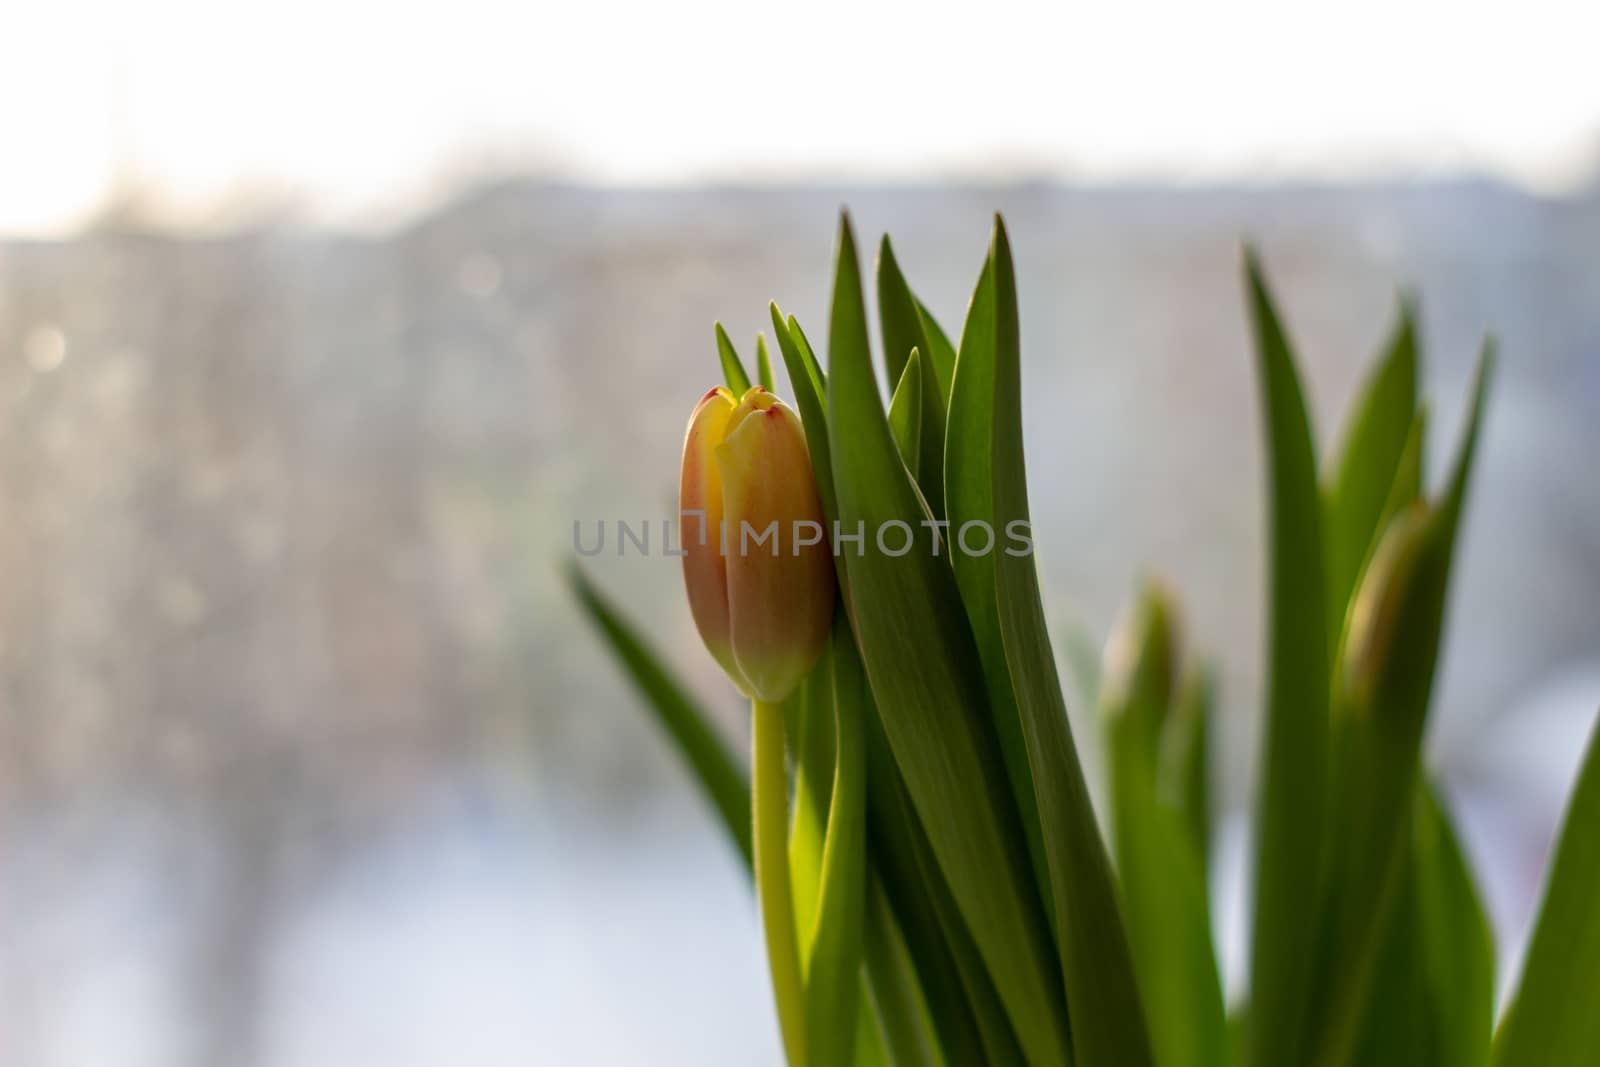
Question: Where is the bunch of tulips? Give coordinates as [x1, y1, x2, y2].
[569, 213, 1600, 1067]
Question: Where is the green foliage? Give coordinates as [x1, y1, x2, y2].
[1492, 719, 1600, 1067]
[569, 212, 1599, 1067]
[1243, 250, 1332, 1067]
[1102, 585, 1227, 1067]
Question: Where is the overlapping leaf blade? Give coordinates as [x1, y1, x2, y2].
[827, 213, 1072, 1067]
[888, 348, 924, 478]
[1325, 304, 1419, 642]
[806, 617, 870, 1067]
[944, 253, 1052, 928]
[1492, 715, 1600, 1067]
[987, 219, 1154, 1067]
[879, 237, 947, 517]
[1414, 781, 1495, 1067]
[1243, 250, 1331, 1067]
[1102, 591, 1227, 1067]
[1308, 345, 1494, 1067]
[775, 299, 995, 1067]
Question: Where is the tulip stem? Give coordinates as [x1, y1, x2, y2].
[753, 698, 809, 1066]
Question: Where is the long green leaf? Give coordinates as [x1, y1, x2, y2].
[771, 304, 828, 417]
[1243, 248, 1332, 1067]
[716, 321, 754, 394]
[777, 297, 985, 1067]
[768, 305, 839, 545]
[1310, 344, 1494, 1067]
[989, 218, 1154, 1067]
[565, 561, 750, 865]
[757, 332, 776, 391]
[569, 565, 903, 1067]
[862, 885, 943, 1067]
[1325, 302, 1419, 643]
[888, 347, 924, 478]
[862, 704, 995, 1067]
[1493, 713, 1600, 1067]
[916, 298, 958, 407]
[806, 617, 870, 1067]
[1173, 664, 1216, 881]
[1103, 585, 1228, 1067]
[827, 212, 1072, 1067]
[944, 252, 1053, 940]
[1415, 781, 1495, 1067]
[791, 661, 835, 952]
[879, 236, 947, 517]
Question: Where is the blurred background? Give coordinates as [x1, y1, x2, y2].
[2, 2, 1598, 1064]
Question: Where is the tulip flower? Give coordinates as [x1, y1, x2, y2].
[679, 385, 834, 704]
[680, 383, 835, 1067]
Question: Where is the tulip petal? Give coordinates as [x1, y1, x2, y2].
[716, 399, 834, 704]
[680, 386, 743, 686]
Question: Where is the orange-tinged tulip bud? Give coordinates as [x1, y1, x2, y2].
[680, 385, 834, 703]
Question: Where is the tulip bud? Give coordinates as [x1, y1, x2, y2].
[1343, 503, 1431, 713]
[680, 385, 834, 703]
[1101, 579, 1181, 766]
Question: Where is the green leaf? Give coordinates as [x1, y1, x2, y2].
[790, 661, 835, 952]
[944, 251, 1053, 940]
[1343, 779, 1494, 1067]
[771, 305, 828, 416]
[1414, 781, 1495, 1067]
[872, 712, 1028, 1067]
[768, 305, 839, 548]
[806, 618, 871, 1067]
[1324, 302, 1419, 645]
[778, 297, 976, 1067]
[888, 347, 924, 476]
[862, 885, 944, 1067]
[878, 236, 947, 517]
[565, 561, 750, 866]
[1102, 585, 1228, 1067]
[715, 321, 753, 394]
[827, 212, 1072, 1067]
[1243, 248, 1332, 1067]
[790, 314, 828, 395]
[757, 332, 776, 391]
[916, 297, 958, 407]
[989, 218, 1154, 1067]
[1493, 713, 1600, 1067]
[1173, 664, 1216, 881]
[569, 564, 904, 1067]
[862, 703, 996, 1067]
[1308, 344, 1494, 1067]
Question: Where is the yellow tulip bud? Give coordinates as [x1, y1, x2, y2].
[680, 385, 834, 703]
[1343, 503, 1431, 713]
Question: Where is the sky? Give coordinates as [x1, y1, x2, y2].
[4, 0, 1598, 234]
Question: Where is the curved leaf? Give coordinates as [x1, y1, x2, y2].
[989, 219, 1154, 1067]
[1325, 302, 1419, 642]
[1493, 713, 1600, 1067]
[879, 236, 947, 517]
[806, 618, 870, 1067]
[888, 347, 924, 476]
[827, 212, 1072, 1067]
[716, 321, 754, 394]
[944, 252, 1053, 936]
[1243, 249, 1332, 1067]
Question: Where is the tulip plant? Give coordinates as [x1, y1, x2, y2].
[568, 213, 1600, 1067]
